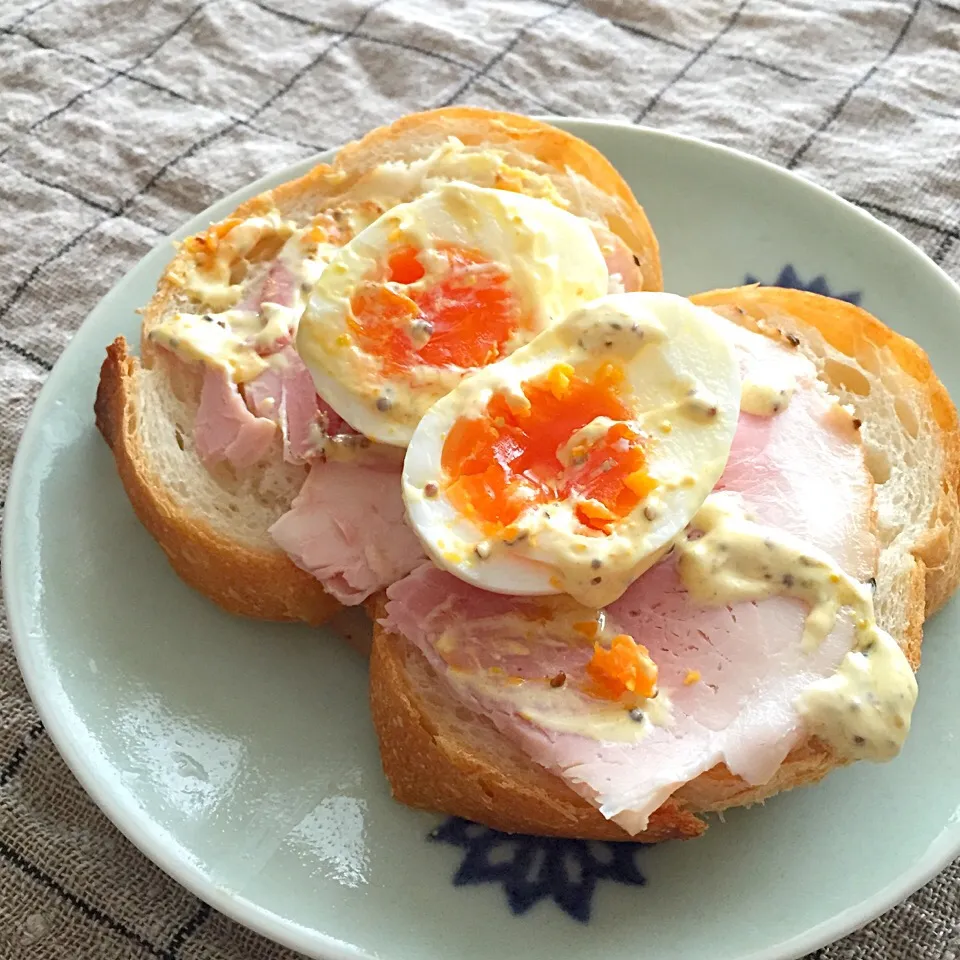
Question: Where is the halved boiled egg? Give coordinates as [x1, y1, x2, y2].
[295, 181, 610, 446]
[403, 293, 742, 607]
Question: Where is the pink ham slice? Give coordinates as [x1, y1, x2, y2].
[240, 250, 362, 464]
[717, 321, 875, 576]
[237, 263, 420, 601]
[190, 261, 296, 468]
[194, 368, 276, 469]
[381, 324, 876, 833]
[259, 258, 297, 311]
[192, 251, 424, 604]
[269, 461, 425, 605]
[245, 348, 325, 463]
[237, 258, 298, 316]
[246, 347, 363, 464]
[592, 225, 644, 293]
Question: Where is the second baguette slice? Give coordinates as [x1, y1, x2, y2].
[369, 286, 960, 841]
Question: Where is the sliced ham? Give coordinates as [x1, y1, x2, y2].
[240, 254, 359, 464]
[385, 560, 855, 832]
[194, 368, 276, 469]
[246, 347, 363, 464]
[260, 258, 297, 309]
[269, 461, 425, 605]
[592, 225, 644, 293]
[239, 269, 416, 601]
[238, 258, 298, 314]
[187, 261, 298, 468]
[381, 323, 876, 833]
[192, 237, 425, 604]
[719, 323, 875, 577]
[245, 347, 323, 463]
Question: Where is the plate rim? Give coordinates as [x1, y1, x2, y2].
[5, 116, 960, 960]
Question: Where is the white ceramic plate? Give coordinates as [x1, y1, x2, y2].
[6, 120, 960, 960]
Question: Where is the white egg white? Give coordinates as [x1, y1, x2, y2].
[403, 293, 743, 608]
[295, 181, 610, 446]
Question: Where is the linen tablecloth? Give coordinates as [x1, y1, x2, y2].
[2, 0, 959, 957]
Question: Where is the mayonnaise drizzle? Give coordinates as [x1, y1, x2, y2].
[435, 602, 671, 743]
[179, 212, 297, 311]
[675, 492, 917, 761]
[156, 216, 339, 383]
[148, 308, 268, 382]
[740, 371, 796, 416]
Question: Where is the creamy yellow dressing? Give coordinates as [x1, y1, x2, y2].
[740, 370, 796, 416]
[435, 603, 671, 742]
[148, 309, 268, 382]
[178, 213, 297, 310]
[346, 137, 569, 211]
[157, 215, 339, 384]
[557, 416, 620, 467]
[676, 492, 916, 761]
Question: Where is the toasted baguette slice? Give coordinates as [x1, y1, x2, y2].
[96, 108, 662, 623]
[95, 337, 340, 623]
[370, 286, 960, 841]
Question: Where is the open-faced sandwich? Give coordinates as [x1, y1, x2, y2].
[95, 107, 661, 624]
[373, 286, 960, 840]
[96, 109, 960, 843]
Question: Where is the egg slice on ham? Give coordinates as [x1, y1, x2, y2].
[403, 293, 742, 607]
[295, 182, 610, 446]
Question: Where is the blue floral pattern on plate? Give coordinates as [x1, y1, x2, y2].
[430, 818, 646, 922]
[745, 264, 862, 305]
[429, 265, 863, 923]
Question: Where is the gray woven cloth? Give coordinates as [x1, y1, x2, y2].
[1, 0, 959, 957]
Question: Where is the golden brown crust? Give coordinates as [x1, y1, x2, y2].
[691, 286, 960, 617]
[95, 337, 340, 625]
[213, 108, 661, 288]
[144, 109, 662, 321]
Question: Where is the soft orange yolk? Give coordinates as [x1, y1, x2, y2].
[441, 363, 655, 536]
[348, 244, 522, 374]
[586, 634, 658, 701]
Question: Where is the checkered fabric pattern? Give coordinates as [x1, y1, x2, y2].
[1, 0, 959, 957]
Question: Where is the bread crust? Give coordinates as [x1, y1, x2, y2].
[370, 285, 957, 841]
[105, 107, 662, 623]
[95, 337, 340, 625]
[197, 108, 661, 291]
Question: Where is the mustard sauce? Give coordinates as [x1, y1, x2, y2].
[676, 493, 916, 761]
[436, 603, 671, 743]
[740, 371, 795, 416]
